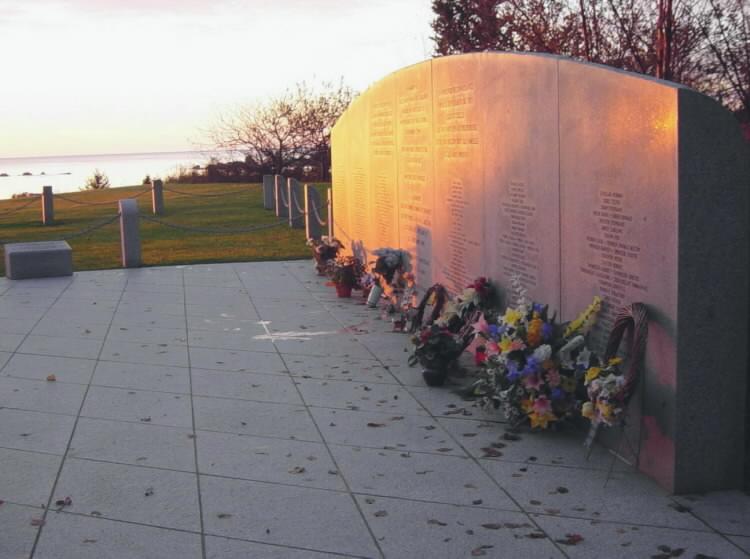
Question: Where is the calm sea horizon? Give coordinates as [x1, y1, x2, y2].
[0, 150, 212, 198]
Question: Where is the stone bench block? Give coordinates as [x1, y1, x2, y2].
[4, 241, 73, 280]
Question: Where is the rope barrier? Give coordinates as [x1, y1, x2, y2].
[0, 197, 38, 216]
[279, 185, 289, 209]
[0, 212, 120, 246]
[291, 189, 305, 214]
[311, 200, 327, 227]
[162, 185, 247, 198]
[54, 188, 150, 206]
[139, 213, 305, 235]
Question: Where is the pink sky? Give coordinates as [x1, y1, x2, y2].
[0, 0, 433, 158]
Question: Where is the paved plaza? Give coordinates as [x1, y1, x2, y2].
[0, 260, 748, 558]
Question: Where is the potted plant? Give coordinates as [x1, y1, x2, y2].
[408, 325, 465, 386]
[330, 256, 362, 298]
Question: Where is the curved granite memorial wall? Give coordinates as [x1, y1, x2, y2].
[331, 52, 749, 493]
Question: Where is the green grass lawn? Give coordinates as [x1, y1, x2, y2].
[0, 182, 329, 275]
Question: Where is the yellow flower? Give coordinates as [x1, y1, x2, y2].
[502, 308, 522, 326]
[596, 401, 614, 420]
[499, 336, 514, 354]
[527, 317, 543, 347]
[529, 411, 557, 429]
[581, 402, 594, 419]
[584, 367, 601, 384]
[563, 296, 602, 337]
[608, 357, 623, 366]
[520, 398, 534, 413]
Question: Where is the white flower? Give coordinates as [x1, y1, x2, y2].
[532, 344, 552, 362]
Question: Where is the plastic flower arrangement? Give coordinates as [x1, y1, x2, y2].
[328, 256, 365, 297]
[472, 277, 602, 429]
[408, 324, 465, 386]
[582, 357, 626, 427]
[436, 277, 499, 330]
[371, 248, 412, 284]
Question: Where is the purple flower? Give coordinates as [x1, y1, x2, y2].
[522, 357, 540, 376]
[507, 361, 521, 382]
[541, 322, 553, 341]
[550, 387, 565, 401]
[488, 324, 499, 339]
[533, 303, 545, 314]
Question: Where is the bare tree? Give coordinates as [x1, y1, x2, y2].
[82, 169, 110, 190]
[208, 81, 356, 179]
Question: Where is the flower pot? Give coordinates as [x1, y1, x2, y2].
[335, 284, 352, 298]
[422, 368, 448, 387]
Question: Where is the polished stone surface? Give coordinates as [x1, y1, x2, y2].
[0, 261, 747, 558]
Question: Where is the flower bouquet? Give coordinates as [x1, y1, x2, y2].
[307, 237, 344, 276]
[329, 256, 364, 298]
[471, 277, 601, 429]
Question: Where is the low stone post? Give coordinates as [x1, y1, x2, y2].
[118, 199, 141, 268]
[274, 175, 284, 217]
[41, 186, 54, 225]
[151, 179, 164, 215]
[262, 175, 275, 210]
[287, 178, 304, 229]
[327, 188, 334, 239]
[304, 184, 322, 240]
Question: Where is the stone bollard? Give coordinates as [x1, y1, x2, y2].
[287, 178, 304, 229]
[274, 175, 284, 217]
[41, 186, 54, 225]
[262, 175, 275, 210]
[118, 199, 141, 268]
[327, 188, 334, 239]
[151, 179, 164, 215]
[304, 184, 322, 240]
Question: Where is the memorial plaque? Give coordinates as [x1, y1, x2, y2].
[481, 54, 561, 311]
[330, 53, 748, 493]
[369, 75, 399, 249]
[432, 55, 485, 294]
[396, 62, 435, 286]
[331, 113, 351, 244]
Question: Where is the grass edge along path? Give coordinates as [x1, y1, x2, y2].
[0, 182, 329, 275]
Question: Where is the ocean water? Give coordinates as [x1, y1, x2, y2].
[0, 151, 209, 199]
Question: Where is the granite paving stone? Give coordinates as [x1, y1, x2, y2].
[357, 495, 563, 559]
[188, 346, 286, 373]
[191, 368, 303, 404]
[673, 490, 750, 536]
[16, 334, 104, 360]
[0, 353, 96, 384]
[81, 386, 193, 428]
[33, 513, 203, 559]
[196, 430, 345, 490]
[69, 417, 196, 471]
[0, 448, 61, 507]
[193, 396, 321, 441]
[0, 503, 41, 559]
[0, 376, 88, 415]
[0, 408, 76, 454]
[204, 536, 354, 559]
[532, 514, 749, 558]
[284, 354, 398, 384]
[200, 475, 380, 557]
[54, 458, 201, 531]
[99, 340, 189, 367]
[296, 377, 428, 415]
[91, 361, 191, 394]
[331, 444, 518, 510]
[104, 326, 187, 346]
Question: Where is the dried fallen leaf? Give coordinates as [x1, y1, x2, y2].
[90, 511, 102, 517]
[556, 533, 584, 546]
[217, 513, 232, 519]
[367, 422, 385, 428]
[373, 510, 388, 517]
[55, 496, 72, 508]
[82, 539, 97, 544]
[288, 466, 306, 474]
[144, 487, 154, 497]
[481, 523, 503, 530]
[436, 448, 453, 453]
[471, 545, 494, 556]
[526, 532, 547, 539]
[427, 519, 447, 526]
[480, 447, 502, 458]
[30, 517, 45, 527]
[46, 374, 56, 382]
[139, 417, 151, 423]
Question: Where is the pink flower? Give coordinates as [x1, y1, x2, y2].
[546, 368, 561, 387]
[523, 374, 543, 391]
[472, 313, 489, 336]
[532, 395, 552, 415]
[510, 339, 526, 351]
